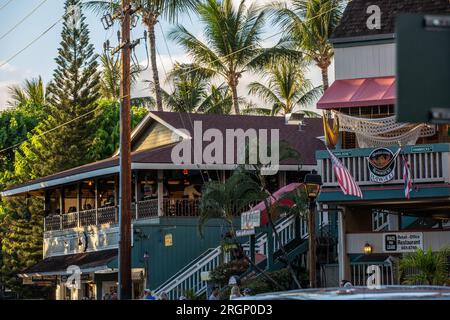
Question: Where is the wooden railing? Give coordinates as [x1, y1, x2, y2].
[44, 197, 263, 232]
[317, 143, 450, 187]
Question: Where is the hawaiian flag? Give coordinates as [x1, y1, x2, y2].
[327, 148, 363, 198]
[402, 154, 413, 199]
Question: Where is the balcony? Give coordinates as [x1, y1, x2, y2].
[44, 197, 252, 232]
[317, 143, 450, 187]
[44, 198, 195, 232]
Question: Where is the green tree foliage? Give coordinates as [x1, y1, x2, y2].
[399, 247, 450, 285]
[169, 0, 269, 114]
[14, 0, 100, 180]
[86, 0, 201, 111]
[248, 57, 322, 116]
[88, 100, 149, 161]
[269, 0, 344, 89]
[0, 198, 52, 298]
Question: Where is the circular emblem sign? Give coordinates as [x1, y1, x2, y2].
[368, 148, 397, 183]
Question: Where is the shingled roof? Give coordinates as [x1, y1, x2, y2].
[332, 0, 450, 40]
[1, 112, 324, 196]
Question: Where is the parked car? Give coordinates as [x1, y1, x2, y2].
[238, 286, 450, 300]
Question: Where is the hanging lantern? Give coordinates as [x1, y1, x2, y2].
[363, 243, 373, 255]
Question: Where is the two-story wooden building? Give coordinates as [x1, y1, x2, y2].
[316, 0, 450, 286]
[1, 111, 324, 299]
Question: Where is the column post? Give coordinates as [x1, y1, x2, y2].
[157, 170, 164, 216]
[337, 206, 351, 282]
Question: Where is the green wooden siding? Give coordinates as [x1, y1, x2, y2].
[132, 122, 179, 152]
[130, 217, 239, 289]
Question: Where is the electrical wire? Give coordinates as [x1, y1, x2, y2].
[0, 0, 49, 41]
[0, 4, 79, 69]
[0, 0, 14, 12]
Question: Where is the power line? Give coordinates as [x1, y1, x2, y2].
[0, 4, 79, 69]
[0, 0, 49, 41]
[0, 0, 14, 12]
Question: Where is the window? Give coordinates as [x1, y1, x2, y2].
[372, 209, 389, 231]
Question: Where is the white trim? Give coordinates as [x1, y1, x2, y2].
[2, 162, 318, 196]
[1, 166, 120, 197]
[112, 111, 191, 156]
[18, 265, 113, 277]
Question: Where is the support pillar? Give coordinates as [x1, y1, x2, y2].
[249, 234, 256, 271]
[157, 170, 164, 216]
[337, 207, 351, 282]
[94, 179, 99, 225]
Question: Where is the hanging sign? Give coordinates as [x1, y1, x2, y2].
[241, 210, 261, 230]
[367, 148, 400, 183]
[383, 232, 423, 253]
[236, 229, 256, 237]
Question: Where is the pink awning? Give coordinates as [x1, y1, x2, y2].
[250, 182, 304, 226]
[317, 76, 396, 109]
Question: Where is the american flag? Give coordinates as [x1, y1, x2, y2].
[327, 148, 363, 198]
[402, 154, 413, 199]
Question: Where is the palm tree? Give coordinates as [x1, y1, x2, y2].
[8, 77, 46, 107]
[248, 57, 322, 116]
[197, 84, 234, 115]
[99, 53, 121, 100]
[157, 62, 214, 112]
[269, 0, 344, 89]
[169, 0, 269, 114]
[199, 171, 285, 290]
[399, 247, 450, 285]
[85, 0, 200, 111]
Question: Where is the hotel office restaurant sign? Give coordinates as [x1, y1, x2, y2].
[383, 232, 424, 253]
[367, 148, 400, 183]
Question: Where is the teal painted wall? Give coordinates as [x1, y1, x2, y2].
[131, 217, 239, 289]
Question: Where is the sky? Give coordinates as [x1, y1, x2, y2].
[0, 0, 334, 110]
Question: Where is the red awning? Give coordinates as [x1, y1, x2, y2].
[317, 76, 396, 109]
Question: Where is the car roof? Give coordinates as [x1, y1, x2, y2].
[238, 286, 450, 300]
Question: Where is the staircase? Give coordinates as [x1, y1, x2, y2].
[154, 215, 308, 300]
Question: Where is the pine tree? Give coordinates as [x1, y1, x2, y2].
[15, 0, 100, 180]
[0, 198, 52, 298]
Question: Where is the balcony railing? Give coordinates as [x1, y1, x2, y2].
[317, 143, 450, 187]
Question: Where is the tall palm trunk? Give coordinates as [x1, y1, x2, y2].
[321, 67, 329, 91]
[144, 13, 163, 111]
[228, 73, 240, 114]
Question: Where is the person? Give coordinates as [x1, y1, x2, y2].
[159, 292, 169, 300]
[229, 285, 241, 300]
[340, 280, 353, 288]
[242, 288, 253, 296]
[103, 293, 110, 300]
[143, 289, 156, 300]
[208, 286, 220, 300]
[183, 184, 201, 200]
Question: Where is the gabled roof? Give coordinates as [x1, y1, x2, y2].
[332, 0, 450, 41]
[1, 112, 325, 196]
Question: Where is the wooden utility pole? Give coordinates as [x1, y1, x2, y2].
[308, 199, 317, 288]
[119, 0, 132, 300]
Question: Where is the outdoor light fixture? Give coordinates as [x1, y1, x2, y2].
[363, 243, 373, 255]
[303, 170, 322, 199]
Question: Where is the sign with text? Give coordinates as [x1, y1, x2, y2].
[241, 210, 261, 230]
[383, 232, 423, 253]
[367, 148, 399, 183]
[236, 229, 256, 237]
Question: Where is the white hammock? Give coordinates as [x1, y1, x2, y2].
[334, 111, 435, 147]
